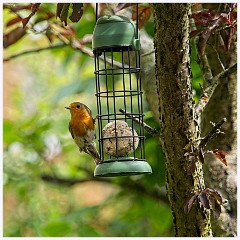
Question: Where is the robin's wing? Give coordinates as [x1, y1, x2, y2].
[85, 142, 101, 165]
[82, 103, 96, 124]
[68, 122, 74, 139]
[82, 103, 92, 115]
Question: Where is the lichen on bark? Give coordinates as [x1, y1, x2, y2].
[153, 3, 212, 236]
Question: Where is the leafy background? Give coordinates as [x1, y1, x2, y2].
[3, 3, 204, 237]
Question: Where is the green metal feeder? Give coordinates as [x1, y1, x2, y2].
[94, 157, 152, 177]
[92, 6, 152, 177]
[92, 15, 140, 51]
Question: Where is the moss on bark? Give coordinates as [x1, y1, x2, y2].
[153, 3, 212, 236]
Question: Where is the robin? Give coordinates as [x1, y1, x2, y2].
[65, 102, 101, 165]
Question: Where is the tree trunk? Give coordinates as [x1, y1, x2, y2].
[153, 4, 212, 236]
[200, 14, 237, 235]
[201, 72, 237, 237]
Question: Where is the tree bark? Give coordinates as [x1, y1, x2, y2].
[200, 7, 237, 235]
[100, 3, 236, 236]
[202, 71, 237, 237]
[153, 4, 212, 236]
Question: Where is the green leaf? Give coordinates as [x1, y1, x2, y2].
[40, 221, 71, 237]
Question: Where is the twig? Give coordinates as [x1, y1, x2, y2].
[197, 118, 226, 164]
[191, 16, 237, 114]
[119, 108, 159, 137]
[199, 54, 213, 85]
[209, 63, 237, 91]
[190, 18, 213, 85]
[210, 43, 226, 71]
[141, 49, 155, 57]
[41, 173, 169, 204]
[3, 43, 66, 62]
[41, 174, 99, 186]
[73, 43, 127, 69]
[199, 118, 226, 148]
[195, 63, 237, 113]
[3, 39, 127, 69]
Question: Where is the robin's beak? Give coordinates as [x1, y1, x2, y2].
[65, 106, 71, 110]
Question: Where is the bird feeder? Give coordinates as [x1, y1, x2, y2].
[92, 5, 152, 177]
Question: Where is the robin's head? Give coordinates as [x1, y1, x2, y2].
[65, 102, 92, 116]
[65, 102, 83, 111]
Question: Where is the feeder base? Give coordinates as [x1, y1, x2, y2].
[94, 157, 152, 177]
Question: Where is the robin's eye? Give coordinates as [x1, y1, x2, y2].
[76, 105, 80, 108]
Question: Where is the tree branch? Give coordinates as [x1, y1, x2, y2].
[3, 40, 126, 70]
[190, 16, 237, 115]
[141, 49, 155, 57]
[199, 118, 227, 148]
[41, 173, 169, 204]
[195, 63, 237, 114]
[190, 18, 213, 85]
[197, 118, 226, 163]
[72, 42, 127, 69]
[3, 43, 66, 62]
[119, 108, 159, 137]
[41, 173, 111, 185]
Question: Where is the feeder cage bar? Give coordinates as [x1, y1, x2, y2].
[92, 4, 152, 176]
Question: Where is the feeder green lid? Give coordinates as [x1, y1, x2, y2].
[97, 15, 128, 24]
[92, 15, 140, 51]
[94, 157, 152, 177]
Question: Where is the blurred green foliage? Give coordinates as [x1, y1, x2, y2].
[190, 39, 203, 101]
[3, 3, 202, 237]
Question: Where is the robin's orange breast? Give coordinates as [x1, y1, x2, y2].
[70, 108, 95, 137]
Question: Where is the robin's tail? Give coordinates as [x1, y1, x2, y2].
[84, 142, 101, 165]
